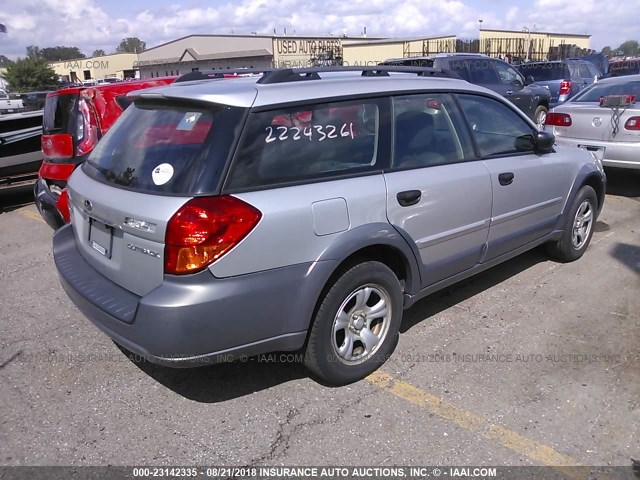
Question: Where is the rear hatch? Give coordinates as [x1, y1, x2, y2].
[67, 98, 247, 296]
[42, 90, 100, 165]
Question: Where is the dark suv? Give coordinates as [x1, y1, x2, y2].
[517, 60, 600, 107]
[383, 54, 551, 127]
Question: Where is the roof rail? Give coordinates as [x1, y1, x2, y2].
[175, 66, 462, 85]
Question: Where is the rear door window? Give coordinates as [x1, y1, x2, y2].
[467, 60, 501, 84]
[392, 93, 473, 168]
[43, 94, 77, 134]
[225, 99, 384, 191]
[83, 101, 245, 195]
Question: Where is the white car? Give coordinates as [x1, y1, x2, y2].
[548, 74, 640, 169]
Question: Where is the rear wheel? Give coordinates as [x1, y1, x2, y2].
[304, 261, 403, 385]
[534, 105, 548, 129]
[546, 185, 597, 262]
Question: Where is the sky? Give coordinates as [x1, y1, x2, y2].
[0, 0, 636, 59]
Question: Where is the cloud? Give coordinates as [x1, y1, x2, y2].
[0, 0, 635, 59]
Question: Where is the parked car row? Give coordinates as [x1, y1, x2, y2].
[48, 65, 606, 385]
[382, 54, 551, 127]
[34, 76, 176, 229]
[517, 59, 601, 107]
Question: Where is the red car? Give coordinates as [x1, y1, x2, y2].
[35, 77, 176, 229]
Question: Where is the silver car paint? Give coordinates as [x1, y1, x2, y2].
[481, 150, 576, 260]
[55, 71, 605, 366]
[67, 168, 189, 296]
[551, 74, 640, 169]
[131, 75, 493, 109]
[211, 175, 388, 278]
[384, 161, 492, 287]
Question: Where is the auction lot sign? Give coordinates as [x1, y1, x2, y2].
[0, 466, 636, 479]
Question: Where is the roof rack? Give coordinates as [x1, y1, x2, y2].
[174, 66, 461, 84]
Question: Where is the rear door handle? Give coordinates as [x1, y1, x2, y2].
[498, 172, 515, 186]
[396, 190, 422, 207]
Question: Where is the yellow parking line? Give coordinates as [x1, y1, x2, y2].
[366, 371, 585, 476]
[18, 208, 45, 224]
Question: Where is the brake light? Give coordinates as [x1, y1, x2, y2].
[76, 98, 99, 156]
[42, 134, 74, 159]
[624, 116, 640, 130]
[165, 196, 262, 274]
[559, 80, 572, 96]
[546, 112, 572, 126]
[56, 188, 71, 223]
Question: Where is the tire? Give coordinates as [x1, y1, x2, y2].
[304, 261, 403, 385]
[534, 105, 548, 129]
[546, 185, 597, 262]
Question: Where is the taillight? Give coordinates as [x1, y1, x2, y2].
[559, 80, 572, 96]
[546, 112, 572, 126]
[625, 116, 640, 130]
[42, 134, 74, 159]
[38, 162, 76, 181]
[56, 188, 71, 223]
[165, 196, 262, 275]
[76, 98, 99, 156]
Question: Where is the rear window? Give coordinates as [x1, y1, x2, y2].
[570, 80, 640, 102]
[225, 99, 381, 191]
[43, 94, 77, 134]
[518, 63, 570, 81]
[83, 102, 245, 195]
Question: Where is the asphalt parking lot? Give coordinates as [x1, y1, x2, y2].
[1, 169, 639, 469]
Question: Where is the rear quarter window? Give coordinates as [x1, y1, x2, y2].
[226, 99, 383, 191]
[83, 101, 245, 195]
[43, 94, 77, 134]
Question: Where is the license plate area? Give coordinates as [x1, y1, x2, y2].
[88, 218, 113, 259]
[578, 144, 605, 162]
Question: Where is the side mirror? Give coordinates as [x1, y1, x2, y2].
[525, 75, 535, 86]
[535, 131, 555, 153]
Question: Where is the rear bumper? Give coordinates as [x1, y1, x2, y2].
[34, 179, 65, 230]
[554, 137, 640, 170]
[53, 225, 337, 367]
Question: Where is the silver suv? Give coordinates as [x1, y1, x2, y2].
[53, 67, 606, 385]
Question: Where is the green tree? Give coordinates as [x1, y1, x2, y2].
[92, 49, 106, 57]
[40, 46, 85, 61]
[0, 55, 14, 67]
[26, 45, 40, 58]
[3, 57, 59, 91]
[116, 37, 146, 53]
[615, 40, 639, 56]
[600, 46, 612, 57]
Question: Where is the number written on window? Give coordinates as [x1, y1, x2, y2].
[265, 123, 354, 143]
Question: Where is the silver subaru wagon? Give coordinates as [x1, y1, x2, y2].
[53, 67, 606, 385]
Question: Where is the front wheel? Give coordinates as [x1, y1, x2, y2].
[546, 185, 597, 262]
[304, 261, 403, 385]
